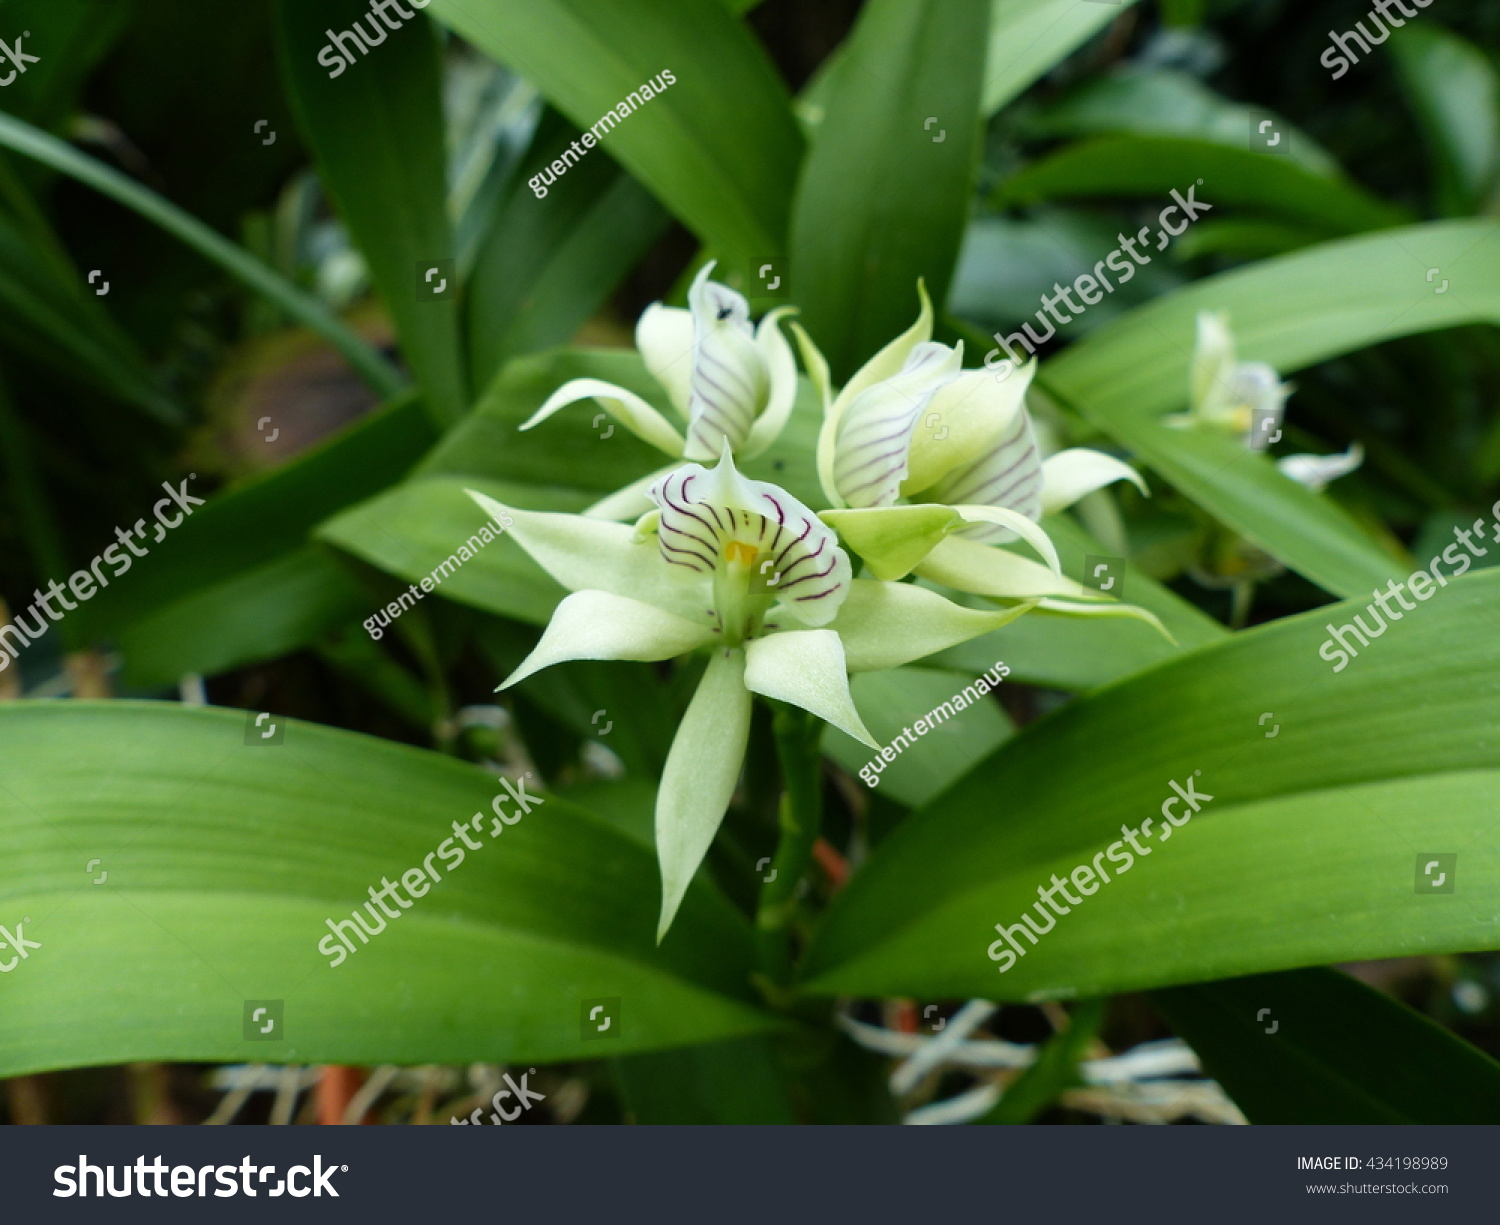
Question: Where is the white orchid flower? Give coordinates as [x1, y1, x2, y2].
[1176, 311, 1362, 489]
[467, 449, 1030, 940]
[518, 262, 798, 517]
[1172, 310, 1292, 441]
[792, 284, 1155, 627]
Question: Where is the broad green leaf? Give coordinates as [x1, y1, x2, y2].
[0, 0, 129, 132]
[87, 392, 434, 639]
[1153, 968, 1500, 1123]
[116, 547, 369, 687]
[802, 567, 1500, 1000]
[789, 0, 990, 380]
[1040, 221, 1500, 598]
[982, 0, 1141, 117]
[997, 136, 1406, 237]
[1389, 24, 1500, 216]
[277, 0, 467, 425]
[426, 0, 802, 261]
[0, 702, 774, 1076]
[1020, 68, 1339, 176]
[822, 666, 1014, 809]
[466, 110, 669, 392]
[0, 111, 403, 398]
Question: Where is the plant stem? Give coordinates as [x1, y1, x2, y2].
[756, 704, 824, 984]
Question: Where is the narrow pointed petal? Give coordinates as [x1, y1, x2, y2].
[902, 364, 1036, 497]
[1035, 597, 1175, 643]
[657, 649, 753, 941]
[924, 404, 1044, 541]
[636, 303, 695, 418]
[833, 341, 962, 508]
[1277, 443, 1364, 492]
[820, 504, 963, 581]
[1191, 310, 1236, 416]
[916, 535, 1094, 599]
[466, 490, 706, 622]
[1039, 449, 1149, 515]
[740, 307, 799, 459]
[582, 464, 678, 521]
[832, 579, 1036, 672]
[684, 264, 767, 460]
[953, 505, 1061, 573]
[791, 321, 841, 506]
[521, 378, 686, 456]
[500, 591, 715, 688]
[744, 629, 876, 748]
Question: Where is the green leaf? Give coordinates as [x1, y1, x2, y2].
[1040, 221, 1500, 598]
[0, 110, 404, 398]
[802, 567, 1500, 1000]
[276, 0, 467, 425]
[981, 0, 1141, 117]
[1389, 24, 1500, 216]
[466, 111, 669, 391]
[116, 547, 370, 687]
[1019, 68, 1340, 176]
[0, 702, 775, 1076]
[977, 996, 1104, 1123]
[790, 0, 990, 380]
[88, 392, 434, 639]
[997, 136, 1406, 237]
[426, 0, 801, 261]
[0, 0, 130, 132]
[1153, 968, 1500, 1123]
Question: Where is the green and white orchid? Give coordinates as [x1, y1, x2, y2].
[792, 285, 1155, 624]
[467, 449, 1030, 940]
[518, 262, 798, 517]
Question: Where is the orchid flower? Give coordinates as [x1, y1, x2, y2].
[467, 449, 1030, 940]
[518, 262, 798, 517]
[792, 285, 1157, 627]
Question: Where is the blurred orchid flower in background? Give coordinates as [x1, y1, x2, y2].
[468, 449, 1028, 939]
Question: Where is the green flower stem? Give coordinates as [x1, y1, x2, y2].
[756, 702, 825, 983]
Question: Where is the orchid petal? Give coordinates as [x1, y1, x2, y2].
[1039, 449, 1149, 515]
[499, 591, 715, 688]
[466, 490, 706, 622]
[923, 405, 1044, 541]
[1277, 443, 1364, 492]
[831, 279, 935, 422]
[832, 579, 1036, 673]
[832, 341, 963, 508]
[820, 504, 963, 581]
[902, 364, 1036, 497]
[791, 322, 842, 506]
[745, 629, 876, 748]
[915, 535, 1093, 599]
[1035, 597, 1175, 643]
[684, 263, 768, 460]
[657, 648, 753, 941]
[521, 378, 686, 457]
[952, 504, 1061, 574]
[1191, 310, 1236, 417]
[636, 302, 695, 419]
[740, 307, 799, 459]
